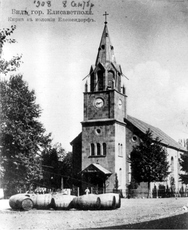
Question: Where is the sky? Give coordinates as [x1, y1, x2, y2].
[1, 0, 188, 151]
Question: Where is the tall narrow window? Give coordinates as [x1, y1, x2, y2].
[91, 143, 95, 156]
[103, 143, 106, 156]
[98, 71, 104, 91]
[118, 143, 120, 156]
[119, 168, 122, 187]
[120, 144, 123, 156]
[97, 143, 101, 155]
[118, 143, 123, 157]
[116, 73, 121, 91]
[171, 156, 174, 173]
[90, 73, 95, 92]
[107, 71, 114, 89]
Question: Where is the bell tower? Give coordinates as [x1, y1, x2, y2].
[81, 13, 127, 195]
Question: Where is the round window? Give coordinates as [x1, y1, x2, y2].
[132, 135, 137, 142]
[95, 128, 101, 135]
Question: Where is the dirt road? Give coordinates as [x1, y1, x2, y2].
[0, 197, 188, 229]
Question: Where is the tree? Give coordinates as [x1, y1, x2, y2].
[52, 142, 67, 162]
[59, 151, 73, 188]
[0, 26, 22, 75]
[179, 152, 188, 184]
[0, 26, 52, 195]
[0, 75, 52, 196]
[42, 148, 61, 190]
[178, 139, 188, 184]
[42, 145, 73, 190]
[129, 129, 170, 197]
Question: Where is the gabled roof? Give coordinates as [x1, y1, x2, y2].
[70, 132, 81, 145]
[126, 115, 186, 152]
[81, 163, 112, 175]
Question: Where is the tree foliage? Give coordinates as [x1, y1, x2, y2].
[60, 151, 73, 187]
[0, 26, 22, 75]
[0, 25, 16, 46]
[42, 148, 61, 190]
[179, 152, 188, 184]
[0, 26, 71, 195]
[0, 26, 53, 196]
[130, 129, 170, 196]
[41, 143, 73, 190]
[0, 75, 52, 195]
[52, 142, 67, 162]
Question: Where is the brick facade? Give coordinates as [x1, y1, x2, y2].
[81, 87, 127, 194]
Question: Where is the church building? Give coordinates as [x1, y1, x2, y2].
[70, 15, 186, 197]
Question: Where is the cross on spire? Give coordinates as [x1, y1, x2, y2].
[103, 11, 109, 24]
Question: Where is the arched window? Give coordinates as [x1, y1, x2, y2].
[98, 71, 104, 91]
[118, 143, 120, 156]
[120, 144, 123, 156]
[107, 71, 114, 89]
[119, 168, 122, 187]
[171, 156, 174, 173]
[91, 143, 95, 156]
[116, 73, 121, 91]
[103, 143, 106, 156]
[118, 143, 123, 157]
[97, 143, 101, 155]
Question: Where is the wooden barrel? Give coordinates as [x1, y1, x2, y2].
[26, 194, 37, 207]
[15, 193, 37, 207]
[21, 198, 34, 211]
[72, 194, 101, 210]
[9, 194, 34, 211]
[35, 194, 52, 209]
[98, 193, 117, 210]
[51, 194, 76, 210]
[107, 193, 121, 208]
[9, 194, 27, 210]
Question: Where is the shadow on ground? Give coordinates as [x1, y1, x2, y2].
[93, 212, 188, 229]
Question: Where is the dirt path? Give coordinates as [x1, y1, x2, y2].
[0, 197, 188, 229]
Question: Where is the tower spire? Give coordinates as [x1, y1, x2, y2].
[103, 11, 109, 24]
[95, 13, 116, 66]
[90, 13, 123, 92]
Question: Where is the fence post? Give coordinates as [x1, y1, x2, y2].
[156, 185, 158, 198]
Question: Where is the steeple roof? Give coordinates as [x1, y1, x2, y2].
[95, 22, 116, 66]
